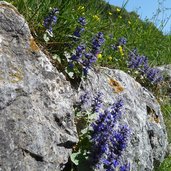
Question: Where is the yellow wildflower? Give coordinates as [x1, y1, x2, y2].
[78, 6, 84, 11]
[108, 56, 112, 61]
[128, 21, 131, 25]
[118, 46, 124, 56]
[119, 15, 122, 19]
[97, 53, 102, 59]
[116, 8, 121, 12]
[93, 15, 100, 21]
[108, 12, 112, 16]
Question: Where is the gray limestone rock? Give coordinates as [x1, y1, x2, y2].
[76, 67, 168, 171]
[158, 64, 171, 98]
[0, 2, 78, 171]
[158, 64, 171, 78]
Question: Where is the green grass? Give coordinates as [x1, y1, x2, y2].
[5, 0, 171, 67]
[154, 155, 171, 171]
[162, 104, 171, 143]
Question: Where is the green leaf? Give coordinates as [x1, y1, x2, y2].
[65, 67, 74, 78]
[76, 111, 82, 116]
[71, 150, 93, 171]
[70, 151, 81, 166]
[88, 113, 97, 120]
[80, 127, 89, 135]
[52, 54, 61, 63]
[70, 150, 89, 166]
[43, 33, 50, 43]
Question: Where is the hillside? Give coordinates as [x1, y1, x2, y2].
[5, 0, 171, 67]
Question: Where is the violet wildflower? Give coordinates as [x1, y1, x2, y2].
[128, 54, 148, 71]
[68, 43, 96, 77]
[128, 49, 163, 84]
[70, 30, 104, 77]
[78, 17, 86, 26]
[82, 51, 100, 76]
[111, 44, 117, 51]
[82, 60, 93, 76]
[110, 100, 124, 120]
[118, 37, 127, 46]
[70, 44, 85, 62]
[73, 27, 85, 38]
[146, 68, 163, 84]
[85, 53, 97, 63]
[91, 92, 103, 113]
[80, 92, 90, 105]
[120, 163, 130, 171]
[91, 32, 105, 55]
[81, 32, 105, 76]
[43, 8, 59, 35]
[83, 67, 89, 76]
[128, 50, 146, 69]
[82, 62, 90, 75]
[73, 17, 86, 39]
[110, 37, 126, 53]
[82, 52, 97, 76]
[82, 58, 92, 76]
[68, 62, 74, 69]
[90, 100, 130, 170]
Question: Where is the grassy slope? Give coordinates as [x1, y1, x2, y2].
[5, 0, 171, 66]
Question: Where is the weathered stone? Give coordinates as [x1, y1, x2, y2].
[158, 64, 171, 77]
[77, 67, 168, 171]
[158, 64, 171, 98]
[0, 2, 78, 171]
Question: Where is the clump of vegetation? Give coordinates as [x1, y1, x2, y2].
[155, 155, 171, 171]
[71, 92, 130, 171]
[6, 0, 171, 67]
[5, 0, 171, 170]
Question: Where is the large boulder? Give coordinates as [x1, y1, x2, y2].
[77, 67, 168, 171]
[0, 2, 78, 171]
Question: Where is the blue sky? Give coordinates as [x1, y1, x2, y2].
[106, 0, 171, 34]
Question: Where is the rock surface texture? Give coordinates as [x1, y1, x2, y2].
[158, 64, 171, 98]
[77, 67, 168, 171]
[0, 2, 78, 171]
[158, 64, 171, 78]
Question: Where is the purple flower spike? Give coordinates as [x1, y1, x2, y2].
[80, 92, 90, 105]
[90, 100, 130, 170]
[43, 8, 59, 35]
[91, 32, 105, 55]
[74, 27, 85, 37]
[120, 163, 130, 171]
[128, 49, 163, 84]
[118, 37, 127, 45]
[78, 17, 86, 26]
[91, 92, 103, 113]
